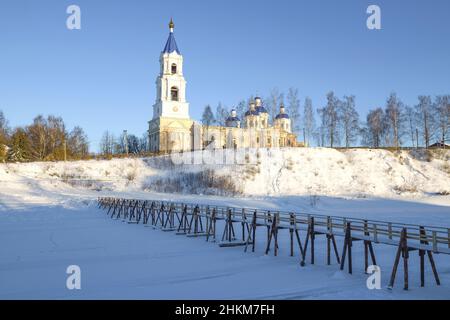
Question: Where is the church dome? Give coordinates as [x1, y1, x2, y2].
[275, 103, 289, 119]
[227, 109, 240, 122]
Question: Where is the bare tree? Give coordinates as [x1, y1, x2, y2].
[404, 105, 417, 147]
[415, 95, 434, 148]
[287, 88, 301, 136]
[267, 88, 284, 122]
[0, 110, 9, 161]
[67, 126, 89, 159]
[215, 102, 228, 126]
[100, 131, 115, 156]
[27, 115, 48, 160]
[384, 93, 404, 148]
[235, 100, 246, 123]
[339, 95, 360, 148]
[434, 95, 450, 145]
[366, 108, 385, 147]
[46, 115, 67, 160]
[320, 91, 340, 147]
[303, 97, 315, 146]
[127, 134, 140, 154]
[140, 133, 149, 153]
[0, 110, 8, 135]
[316, 107, 326, 147]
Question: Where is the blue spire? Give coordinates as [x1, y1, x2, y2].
[163, 19, 180, 54]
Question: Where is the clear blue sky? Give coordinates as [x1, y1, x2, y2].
[1, 0, 449, 149]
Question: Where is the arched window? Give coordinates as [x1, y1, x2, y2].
[171, 87, 179, 101]
[171, 63, 177, 74]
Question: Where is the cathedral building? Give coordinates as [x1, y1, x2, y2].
[148, 20, 298, 153]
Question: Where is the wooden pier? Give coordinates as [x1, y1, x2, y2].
[97, 197, 450, 290]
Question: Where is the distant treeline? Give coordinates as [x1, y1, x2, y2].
[203, 90, 450, 148]
[0, 112, 89, 162]
[2, 90, 449, 163]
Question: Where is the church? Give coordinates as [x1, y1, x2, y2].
[148, 20, 298, 153]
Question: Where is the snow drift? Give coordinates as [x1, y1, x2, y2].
[0, 148, 449, 201]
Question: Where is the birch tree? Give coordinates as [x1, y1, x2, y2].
[215, 102, 228, 126]
[434, 95, 450, 145]
[67, 126, 89, 159]
[415, 95, 434, 148]
[321, 91, 340, 147]
[267, 88, 283, 122]
[339, 95, 360, 148]
[366, 108, 385, 147]
[384, 93, 404, 148]
[303, 97, 315, 146]
[404, 106, 417, 147]
[100, 131, 115, 156]
[287, 88, 301, 136]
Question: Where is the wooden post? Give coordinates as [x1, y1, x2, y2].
[252, 211, 257, 252]
[419, 227, 426, 287]
[265, 214, 278, 255]
[310, 217, 315, 264]
[340, 222, 352, 274]
[221, 209, 235, 242]
[206, 208, 217, 242]
[244, 211, 257, 252]
[290, 214, 295, 257]
[419, 226, 441, 286]
[388, 228, 409, 290]
[241, 209, 246, 241]
[327, 217, 331, 265]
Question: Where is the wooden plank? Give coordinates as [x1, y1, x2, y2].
[218, 241, 247, 247]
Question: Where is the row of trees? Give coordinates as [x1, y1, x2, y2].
[99, 131, 149, 156]
[202, 90, 450, 148]
[0, 111, 89, 162]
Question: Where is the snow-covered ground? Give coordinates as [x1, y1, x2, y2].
[0, 148, 449, 299]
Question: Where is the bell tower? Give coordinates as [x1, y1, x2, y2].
[153, 19, 190, 119]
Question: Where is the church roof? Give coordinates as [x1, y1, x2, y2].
[245, 110, 259, 116]
[256, 106, 268, 114]
[163, 32, 180, 54]
[275, 113, 290, 119]
[226, 116, 240, 122]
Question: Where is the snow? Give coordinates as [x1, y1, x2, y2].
[0, 148, 449, 299]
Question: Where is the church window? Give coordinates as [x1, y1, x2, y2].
[256, 137, 259, 144]
[171, 63, 177, 74]
[171, 87, 179, 101]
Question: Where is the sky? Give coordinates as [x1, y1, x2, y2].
[0, 0, 449, 150]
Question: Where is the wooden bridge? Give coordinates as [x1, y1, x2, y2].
[97, 197, 450, 290]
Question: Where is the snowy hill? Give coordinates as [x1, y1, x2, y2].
[1, 148, 449, 202]
[1, 148, 450, 300]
